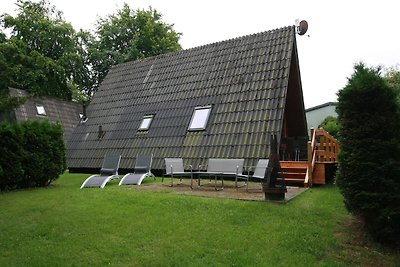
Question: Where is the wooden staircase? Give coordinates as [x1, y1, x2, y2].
[279, 161, 308, 186]
[279, 128, 340, 187]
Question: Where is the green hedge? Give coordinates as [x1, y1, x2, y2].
[336, 63, 400, 246]
[0, 120, 66, 191]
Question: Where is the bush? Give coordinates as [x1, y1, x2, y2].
[0, 120, 66, 190]
[0, 122, 25, 190]
[21, 120, 67, 187]
[336, 63, 400, 246]
[318, 116, 339, 138]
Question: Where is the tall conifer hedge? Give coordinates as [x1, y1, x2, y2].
[336, 63, 400, 245]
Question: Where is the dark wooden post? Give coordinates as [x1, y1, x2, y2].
[262, 134, 287, 201]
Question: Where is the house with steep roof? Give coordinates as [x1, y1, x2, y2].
[67, 26, 309, 174]
[3, 88, 82, 143]
[305, 102, 337, 132]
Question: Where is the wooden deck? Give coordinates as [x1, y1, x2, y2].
[279, 128, 340, 187]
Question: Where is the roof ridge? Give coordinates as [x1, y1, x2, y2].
[182, 25, 294, 52]
[305, 102, 338, 112]
[114, 25, 295, 68]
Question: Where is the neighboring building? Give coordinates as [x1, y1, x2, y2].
[67, 26, 308, 174]
[5, 88, 82, 143]
[305, 102, 337, 133]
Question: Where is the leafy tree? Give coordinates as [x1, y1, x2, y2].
[0, 39, 70, 99]
[336, 63, 400, 246]
[384, 66, 400, 91]
[318, 116, 338, 138]
[0, 30, 5, 43]
[88, 3, 181, 94]
[0, 1, 181, 101]
[0, 0, 90, 100]
[383, 66, 400, 105]
[0, 93, 27, 114]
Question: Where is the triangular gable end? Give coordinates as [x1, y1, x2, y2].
[280, 36, 308, 160]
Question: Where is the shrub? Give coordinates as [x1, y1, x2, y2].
[21, 120, 67, 187]
[336, 63, 400, 246]
[318, 116, 339, 138]
[0, 120, 66, 190]
[0, 122, 25, 190]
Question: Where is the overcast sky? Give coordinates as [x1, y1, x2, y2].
[2, 0, 399, 108]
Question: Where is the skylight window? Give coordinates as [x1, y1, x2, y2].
[188, 106, 212, 130]
[138, 115, 154, 131]
[36, 104, 46, 116]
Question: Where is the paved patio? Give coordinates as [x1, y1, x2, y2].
[124, 180, 308, 202]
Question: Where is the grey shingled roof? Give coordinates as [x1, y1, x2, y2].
[9, 88, 82, 142]
[67, 26, 306, 171]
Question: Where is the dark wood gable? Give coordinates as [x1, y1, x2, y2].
[67, 26, 308, 173]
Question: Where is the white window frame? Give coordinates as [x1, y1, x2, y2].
[188, 106, 212, 131]
[138, 115, 154, 131]
[35, 104, 46, 116]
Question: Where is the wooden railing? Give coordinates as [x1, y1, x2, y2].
[304, 128, 340, 186]
[313, 129, 340, 162]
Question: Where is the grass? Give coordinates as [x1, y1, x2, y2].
[0, 173, 398, 266]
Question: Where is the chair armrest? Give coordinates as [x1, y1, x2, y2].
[184, 164, 193, 171]
[243, 165, 256, 173]
[168, 165, 173, 175]
[198, 164, 207, 171]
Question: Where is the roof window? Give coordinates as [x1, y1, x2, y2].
[188, 106, 212, 131]
[35, 104, 46, 116]
[138, 115, 154, 131]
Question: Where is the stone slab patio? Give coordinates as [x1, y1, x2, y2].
[122, 180, 308, 203]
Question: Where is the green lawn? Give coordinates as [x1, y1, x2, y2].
[0, 173, 398, 266]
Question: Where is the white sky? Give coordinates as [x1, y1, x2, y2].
[2, 0, 399, 108]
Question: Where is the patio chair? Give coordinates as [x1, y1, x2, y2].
[236, 159, 269, 191]
[80, 155, 121, 189]
[119, 155, 154, 186]
[163, 158, 194, 188]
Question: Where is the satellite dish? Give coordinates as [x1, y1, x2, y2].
[297, 20, 308, 35]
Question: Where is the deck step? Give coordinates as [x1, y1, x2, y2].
[281, 167, 307, 174]
[279, 172, 306, 179]
[280, 161, 308, 168]
[277, 177, 305, 184]
[279, 161, 307, 186]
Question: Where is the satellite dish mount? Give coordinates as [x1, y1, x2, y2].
[296, 20, 308, 36]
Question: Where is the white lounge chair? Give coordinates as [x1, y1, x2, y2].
[119, 155, 154, 186]
[80, 155, 121, 189]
